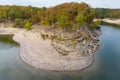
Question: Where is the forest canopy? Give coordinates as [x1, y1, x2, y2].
[0, 2, 102, 30]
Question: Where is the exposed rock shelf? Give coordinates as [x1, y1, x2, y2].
[0, 27, 101, 71]
[13, 27, 101, 71]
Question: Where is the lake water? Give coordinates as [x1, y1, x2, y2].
[0, 25, 120, 80]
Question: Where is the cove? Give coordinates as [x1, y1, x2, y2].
[0, 25, 120, 80]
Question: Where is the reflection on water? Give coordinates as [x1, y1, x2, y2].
[0, 25, 120, 80]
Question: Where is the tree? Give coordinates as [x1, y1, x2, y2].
[31, 14, 40, 23]
[57, 10, 71, 30]
[76, 11, 87, 26]
[86, 9, 95, 24]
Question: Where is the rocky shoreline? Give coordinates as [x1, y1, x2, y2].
[0, 27, 101, 71]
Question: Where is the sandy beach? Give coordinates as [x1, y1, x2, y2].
[102, 19, 120, 25]
[94, 19, 120, 25]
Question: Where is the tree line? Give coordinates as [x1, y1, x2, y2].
[0, 2, 100, 30]
[94, 8, 120, 19]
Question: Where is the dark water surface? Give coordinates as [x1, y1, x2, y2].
[0, 25, 120, 80]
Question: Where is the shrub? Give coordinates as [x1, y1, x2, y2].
[94, 20, 102, 25]
[13, 19, 25, 28]
[89, 20, 101, 30]
[40, 20, 48, 26]
[51, 35, 57, 40]
[89, 23, 97, 30]
[24, 20, 32, 30]
[41, 34, 48, 40]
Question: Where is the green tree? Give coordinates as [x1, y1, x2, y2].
[86, 9, 95, 24]
[57, 10, 71, 30]
[76, 11, 87, 26]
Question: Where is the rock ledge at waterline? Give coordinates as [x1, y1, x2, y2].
[0, 27, 101, 71]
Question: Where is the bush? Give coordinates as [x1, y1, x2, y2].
[89, 20, 101, 30]
[94, 20, 102, 25]
[51, 35, 57, 40]
[40, 20, 48, 26]
[41, 34, 48, 40]
[89, 23, 97, 30]
[13, 19, 25, 28]
[24, 20, 32, 30]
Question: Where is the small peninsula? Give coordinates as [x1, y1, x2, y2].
[0, 2, 101, 71]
